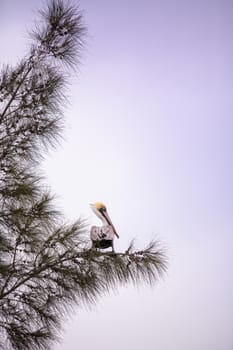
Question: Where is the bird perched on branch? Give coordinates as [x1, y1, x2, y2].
[90, 202, 119, 252]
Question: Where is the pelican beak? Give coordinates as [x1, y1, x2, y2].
[102, 209, 120, 239]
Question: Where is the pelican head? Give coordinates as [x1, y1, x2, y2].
[90, 202, 119, 238]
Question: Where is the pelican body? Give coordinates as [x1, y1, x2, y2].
[90, 202, 119, 252]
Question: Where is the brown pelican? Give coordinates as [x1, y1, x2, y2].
[90, 202, 119, 252]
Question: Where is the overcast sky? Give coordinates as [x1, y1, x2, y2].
[1, 0, 233, 349]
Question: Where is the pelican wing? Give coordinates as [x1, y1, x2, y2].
[90, 225, 115, 241]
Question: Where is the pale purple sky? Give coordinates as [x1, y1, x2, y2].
[1, 1, 233, 349]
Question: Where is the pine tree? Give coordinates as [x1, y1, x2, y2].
[0, 1, 168, 349]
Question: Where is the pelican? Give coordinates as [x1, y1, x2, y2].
[90, 202, 119, 252]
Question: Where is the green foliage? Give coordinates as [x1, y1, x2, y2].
[0, 1, 168, 349]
